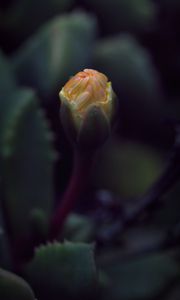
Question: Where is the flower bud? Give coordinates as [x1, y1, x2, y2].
[59, 69, 117, 149]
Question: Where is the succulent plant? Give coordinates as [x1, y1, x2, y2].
[0, 1, 180, 300]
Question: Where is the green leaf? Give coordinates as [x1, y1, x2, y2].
[0, 268, 35, 300]
[0, 51, 18, 159]
[0, 0, 74, 48]
[0, 52, 17, 177]
[0, 51, 16, 95]
[12, 12, 97, 99]
[94, 35, 165, 140]
[24, 241, 97, 299]
[62, 214, 95, 242]
[94, 35, 162, 105]
[93, 139, 163, 198]
[81, 0, 156, 34]
[1, 89, 56, 237]
[99, 252, 179, 300]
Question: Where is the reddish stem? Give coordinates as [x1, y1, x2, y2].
[50, 150, 95, 240]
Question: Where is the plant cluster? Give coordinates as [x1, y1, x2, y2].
[1, 0, 180, 300]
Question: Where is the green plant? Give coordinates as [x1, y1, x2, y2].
[1, 1, 180, 300]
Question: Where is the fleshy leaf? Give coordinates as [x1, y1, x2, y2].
[0, 51, 16, 95]
[94, 35, 166, 141]
[0, 0, 74, 52]
[62, 214, 94, 242]
[93, 139, 163, 198]
[81, 0, 156, 34]
[0, 52, 17, 151]
[99, 252, 179, 300]
[24, 241, 97, 299]
[0, 268, 35, 300]
[12, 12, 97, 99]
[1, 89, 56, 237]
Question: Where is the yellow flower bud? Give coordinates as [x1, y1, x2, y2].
[60, 69, 113, 125]
[59, 69, 117, 149]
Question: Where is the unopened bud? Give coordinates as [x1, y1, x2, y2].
[59, 69, 117, 149]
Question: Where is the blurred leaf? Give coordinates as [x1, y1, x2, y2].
[94, 35, 166, 141]
[99, 252, 179, 300]
[81, 0, 156, 34]
[62, 213, 95, 242]
[0, 50, 16, 96]
[1, 89, 56, 237]
[0, 0, 74, 47]
[0, 51, 17, 172]
[29, 209, 50, 241]
[25, 241, 97, 300]
[94, 35, 161, 104]
[0, 268, 35, 300]
[12, 12, 97, 100]
[93, 139, 163, 198]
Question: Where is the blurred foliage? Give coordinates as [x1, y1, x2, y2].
[99, 251, 179, 300]
[0, 52, 56, 240]
[0, 268, 35, 300]
[93, 138, 163, 198]
[12, 12, 97, 99]
[1, 0, 180, 300]
[24, 241, 97, 300]
[62, 213, 95, 242]
[81, 0, 156, 34]
[0, 0, 74, 51]
[94, 35, 165, 141]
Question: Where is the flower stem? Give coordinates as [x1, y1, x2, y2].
[50, 149, 95, 240]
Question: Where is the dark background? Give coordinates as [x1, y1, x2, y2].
[1, 1, 180, 300]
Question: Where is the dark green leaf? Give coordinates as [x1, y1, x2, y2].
[12, 12, 97, 99]
[99, 252, 179, 300]
[1, 89, 56, 237]
[93, 139, 163, 198]
[0, 51, 16, 95]
[0, 0, 74, 47]
[81, 0, 156, 34]
[0, 268, 35, 300]
[25, 241, 97, 299]
[94, 35, 166, 140]
[62, 214, 95, 242]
